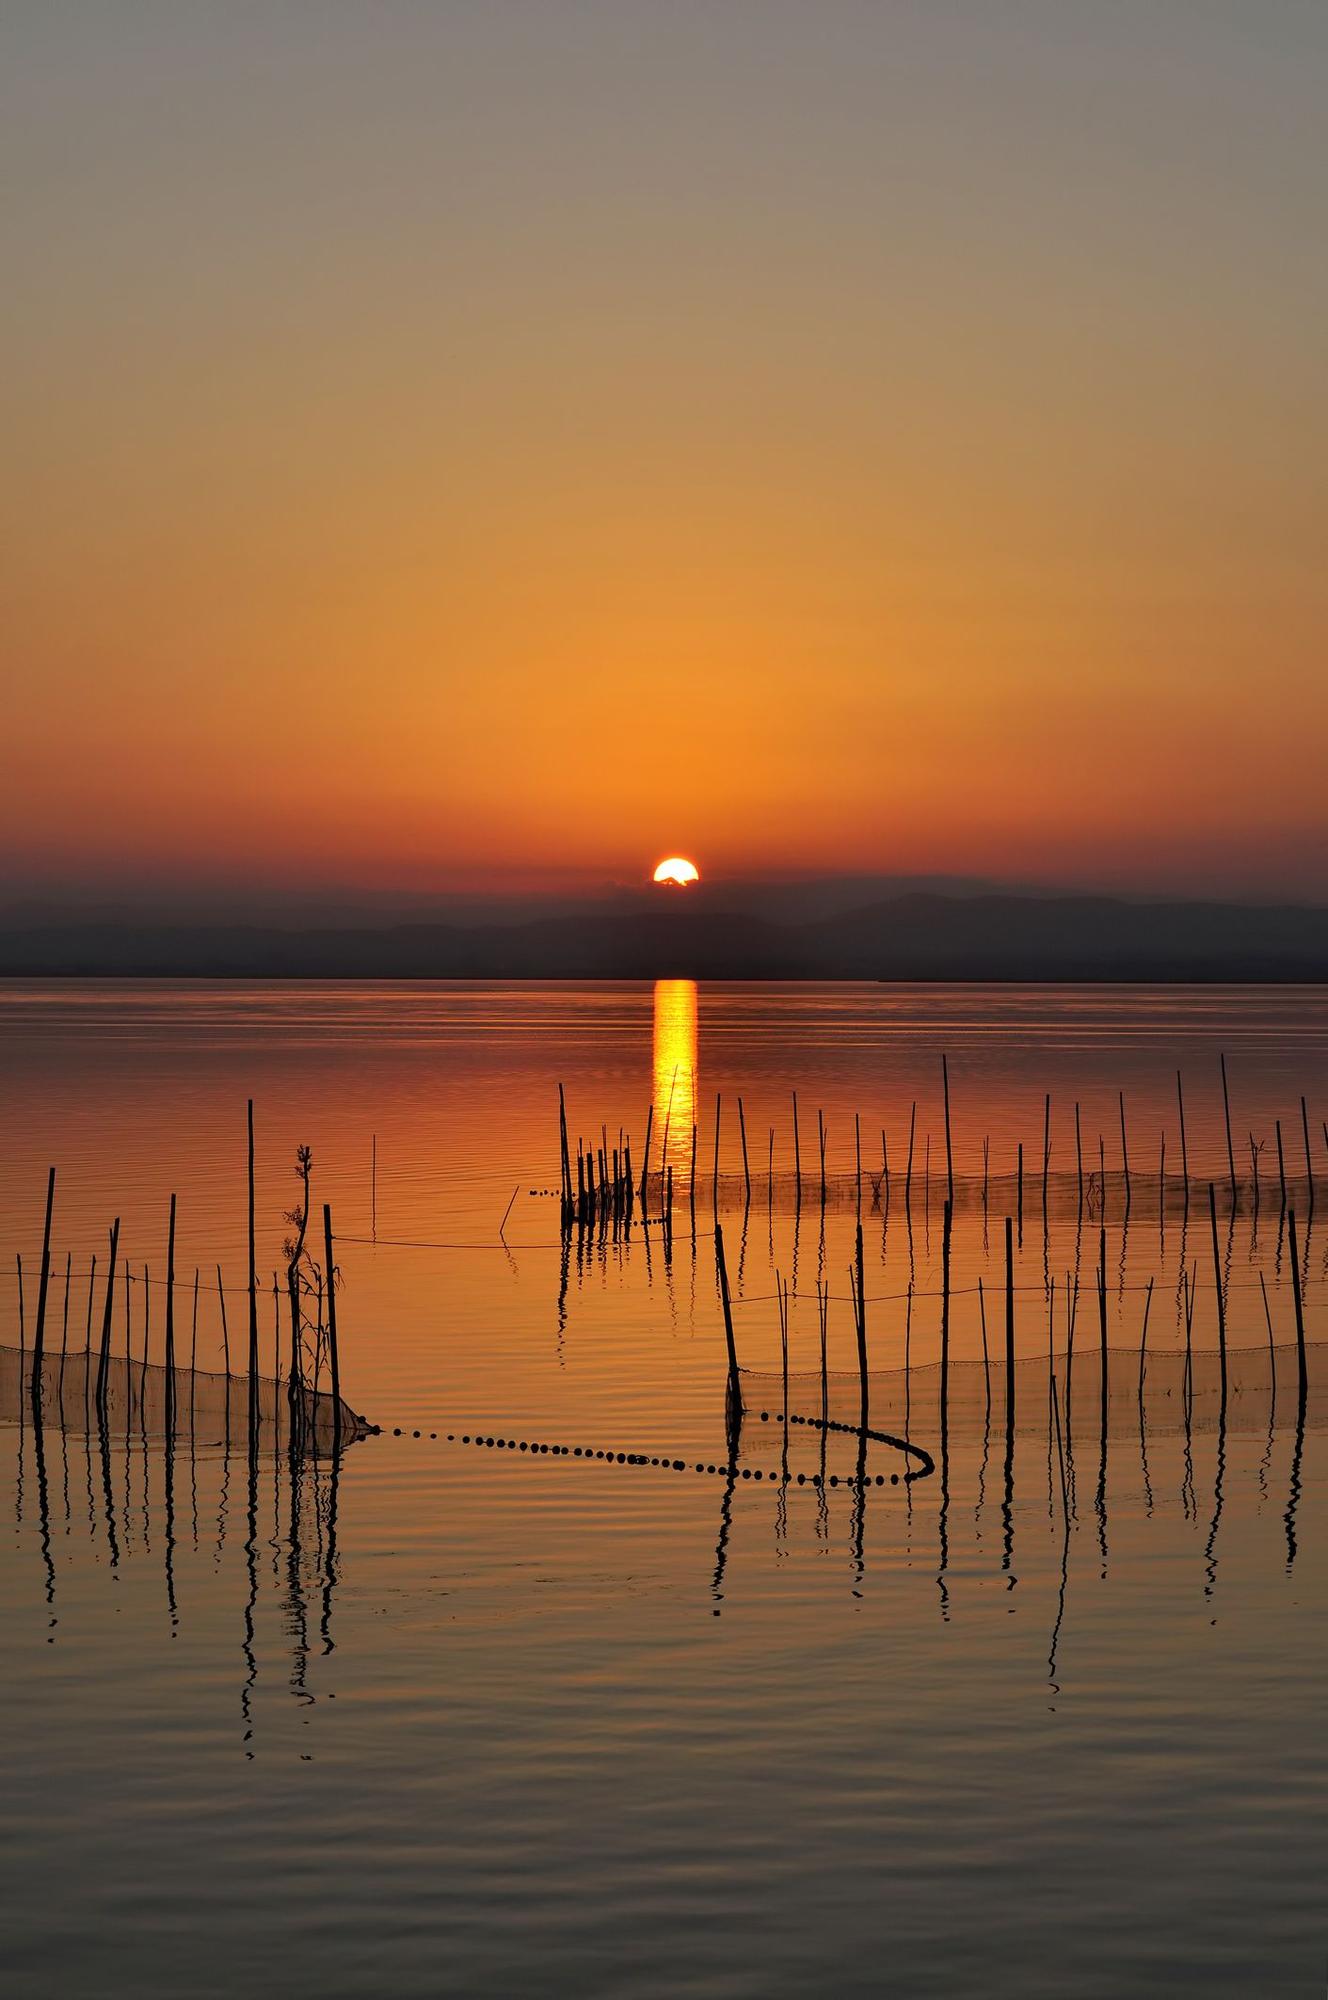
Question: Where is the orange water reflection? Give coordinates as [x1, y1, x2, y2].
[652, 979, 698, 1183]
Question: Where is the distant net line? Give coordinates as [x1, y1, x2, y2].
[741, 1342, 1325, 1442]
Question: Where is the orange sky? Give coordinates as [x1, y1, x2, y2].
[3, 5, 1326, 904]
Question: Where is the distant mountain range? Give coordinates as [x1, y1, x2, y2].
[1, 891, 1325, 980]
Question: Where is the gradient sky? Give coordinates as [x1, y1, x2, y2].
[3, 2, 1325, 905]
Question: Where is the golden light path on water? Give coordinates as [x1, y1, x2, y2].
[652, 978, 698, 1181]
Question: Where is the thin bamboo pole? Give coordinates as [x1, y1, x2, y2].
[324, 1203, 342, 1450]
[1208, 1183, 1227, 1404]
[30, 1167, 56, 1392]
[217, 1265, 230, 1374]
[1287, 1209, 1307, 1401]
[1220, 1054, 1236, 1204]
[247, 1100, 259, 1440]
[95, 1220, 121, 1410]
[1005, 1215, 1015, 1434]
[714, 1223, 741, 1409]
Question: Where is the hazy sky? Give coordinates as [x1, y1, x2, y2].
[3, 2, 1325, 906]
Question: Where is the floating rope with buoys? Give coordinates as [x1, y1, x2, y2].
[380, 1408, 934, 1486]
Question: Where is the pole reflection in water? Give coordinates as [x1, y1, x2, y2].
[653, 980, 698, 1188]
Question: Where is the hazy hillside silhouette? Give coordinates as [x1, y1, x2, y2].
[1, 891, 1324, 980]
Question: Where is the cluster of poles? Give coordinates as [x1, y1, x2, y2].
[557, 1055, 1322, 1238]
[15, 1102, 347, 1454]
[711, 1181, 1310, 1527]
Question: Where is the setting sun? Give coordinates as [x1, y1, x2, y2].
[653, 857, 700, 888]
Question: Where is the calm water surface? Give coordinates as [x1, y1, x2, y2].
[1, 982, 1324, 1997]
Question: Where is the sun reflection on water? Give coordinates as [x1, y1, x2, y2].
[652, 979, 698, 1182]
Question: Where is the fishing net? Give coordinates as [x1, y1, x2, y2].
[741, 1341, 1323, 1441]
[0, 1345, 369, 1448]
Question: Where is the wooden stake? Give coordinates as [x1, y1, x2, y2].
[737, 1096, 751, 1205]
[1119, 1092, 1131, 1209]
[1176, 1070, 1190, 1207]
[57, 1251, 71, 1361]
[247, 1100, 259, 1437]
[217, 1265, 230, 1374]
[1287, 1208, 1307, 1402]
[95, 1220, 120, 1409]
[792, 1091, 801, 1199]
[1220, 1053, 1236, 1205]
[940, 1198, 951, 1434]
[1302, 1097, 1316, 1213]
[30, 1167, 56, 1393]
[1276, 1119, 1287, 1212]
[323, 1203, 342, 1448]
[855, 1220, 868, 1430]
[1042, 1092, 1051, 1213]
[1097, 1226, 1108, 1417]
[558, 1084, 571, 1220]
[1075, 1102, 1084, 1212]
[1137, 1276, 1154, 1402]
[1208, 1182, 1227, 1403]
[165, 1192, 177, 1379]
[639, 1102, 654, 1215]
[942, 1054, 954, 1208]
[1004, 1215, 1015, 1433]
[905, 1101, 916, 1210]
[714, 1223, 741, 1407]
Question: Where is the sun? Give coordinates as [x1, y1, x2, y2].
[653, 856, 700, 888]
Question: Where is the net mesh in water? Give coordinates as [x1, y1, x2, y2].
[741, 1341, 1322, 1441]
[0, 1345, 370, 1448]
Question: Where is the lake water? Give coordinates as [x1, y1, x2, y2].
[2, 981, 1324, 1997]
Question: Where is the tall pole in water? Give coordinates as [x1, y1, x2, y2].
[247, 1100, 259, 1441]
